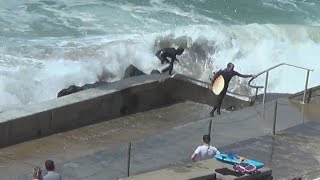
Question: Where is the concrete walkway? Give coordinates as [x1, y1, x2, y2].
[0, 101, 212, 180]
[1, 99, 320, 180]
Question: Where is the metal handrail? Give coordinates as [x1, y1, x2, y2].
[248, 63, 314, 111]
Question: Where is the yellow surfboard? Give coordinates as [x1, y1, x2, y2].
[211, 75, 225, 95]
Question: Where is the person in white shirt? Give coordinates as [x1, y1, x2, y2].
[191, 134, 220, 162]
[43, 160, 62, 180]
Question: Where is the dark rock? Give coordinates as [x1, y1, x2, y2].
[58, 64, 146, 98]
[57, 82, 109, 97]
[123, 64, 146, 79]
[82, 81, 109, 90]
[150, 70, 161, 74]
[57, 85, 83, 97]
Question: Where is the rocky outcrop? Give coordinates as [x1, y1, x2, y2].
[123, 64, 146, 79]
[57, 64, 161, 97]
[150, 70, 161, 74]
[57, 85, 82, 97]
[57, 82, 109, 97]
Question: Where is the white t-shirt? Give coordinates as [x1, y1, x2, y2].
[194, 145, 220, 161]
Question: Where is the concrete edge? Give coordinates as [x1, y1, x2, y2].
[0, 74, 251, 148]
[121, 158, 272, 180]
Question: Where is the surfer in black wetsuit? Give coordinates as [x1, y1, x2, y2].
[210, 63, 254, 117]
[155, 47, 184, 75]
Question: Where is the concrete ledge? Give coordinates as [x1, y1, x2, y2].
[120, 161, 217, 180]
[168, 77, 252, 109]
[0, 74, 250, 148]
[121, 159, 272, 180]
[0, 121, 11, 147]
[289, 85, 320, 104]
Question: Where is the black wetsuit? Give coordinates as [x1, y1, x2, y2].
[156, 48, 180, 75]
[210, 68, 252, 116]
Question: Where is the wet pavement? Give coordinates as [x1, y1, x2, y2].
[0, 101, 212, 180]
[1, 99, 320, 180]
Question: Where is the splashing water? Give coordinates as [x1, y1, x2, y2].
[0, 0, 320, 111]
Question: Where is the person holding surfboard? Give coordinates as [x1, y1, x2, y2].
[155, 47, 184, 75]
[210, 63, 254, 117]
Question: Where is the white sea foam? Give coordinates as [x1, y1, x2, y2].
[0, 0, 320, 111]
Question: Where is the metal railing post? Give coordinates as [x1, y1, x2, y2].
[208, 119, 212, 138]
[272, 100, 278, 135]
[127, 141, 131, 177]
[302, 70, 310, 104]
[301, 103, 306, 125]
[254, 88, 258, 100]
[263, 71, 269, 116]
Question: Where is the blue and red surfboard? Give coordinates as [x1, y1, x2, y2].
[214, 153, 264, 169]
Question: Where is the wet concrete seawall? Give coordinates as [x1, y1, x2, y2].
[0, 74, 252, 148]
[168, 75, 251, 109]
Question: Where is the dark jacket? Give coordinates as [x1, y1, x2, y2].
[156, 48, 179, 63]
[212, 68, 252, 89]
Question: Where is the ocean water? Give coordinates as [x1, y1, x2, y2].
[0, 0, 320, 111]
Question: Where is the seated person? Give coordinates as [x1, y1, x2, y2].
[191, 134, 220, 162]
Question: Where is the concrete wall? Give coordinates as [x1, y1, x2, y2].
[0, 74, 251, 148]
[289, 85, 320, 104]
[167, 76, 252, 110]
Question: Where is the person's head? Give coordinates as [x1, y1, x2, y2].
[176, 47, 184, 55]
[33, 167, 42, 179]
[227, 62, 234, 71]
[202, 134, 211, 144]
[45, 160, 55, 171]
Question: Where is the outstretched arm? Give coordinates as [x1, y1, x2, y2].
[234, 71, 253, 78]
